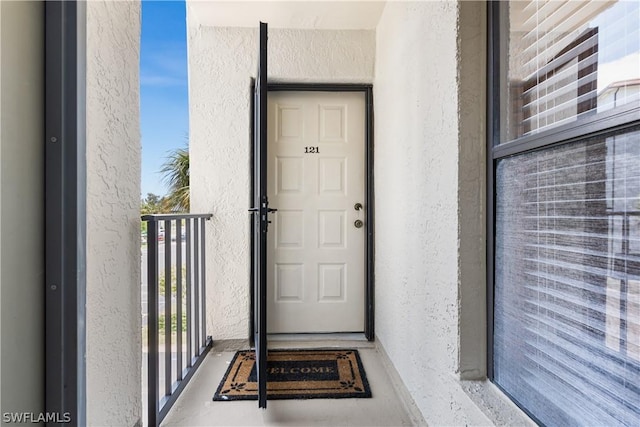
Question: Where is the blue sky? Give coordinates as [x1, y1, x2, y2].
[140, 0, 189, 197]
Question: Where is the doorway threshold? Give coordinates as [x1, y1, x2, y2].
[267, 333, 373, 349]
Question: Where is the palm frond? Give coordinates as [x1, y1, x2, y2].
[160, 146, 190, 212]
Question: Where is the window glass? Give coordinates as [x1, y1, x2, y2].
[494, 127, 640, 425]
[501, 0, 640, 143]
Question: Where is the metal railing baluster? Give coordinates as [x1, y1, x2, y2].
[193, 219, 200, 350]
[200, 217, 207, 346]
[147, 219, 159, 427]
[141, 213, 212, 427]
[164, 219, 172, 398]
[176, 219, 183, 380]
[186, 218, 192, 366]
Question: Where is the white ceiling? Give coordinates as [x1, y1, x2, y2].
[188, 1, 386, 30]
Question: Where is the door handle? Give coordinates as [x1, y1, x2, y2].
[354, 220, 364, 228]
[354, 203, 363, 211]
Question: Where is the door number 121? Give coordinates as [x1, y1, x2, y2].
[304, 146, 319, 154]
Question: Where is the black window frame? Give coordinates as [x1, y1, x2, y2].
[486, 0, 640, 421]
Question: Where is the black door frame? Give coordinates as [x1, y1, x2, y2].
[250, 83, 375, 341]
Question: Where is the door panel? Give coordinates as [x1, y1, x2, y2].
[267, 91, 366, 333]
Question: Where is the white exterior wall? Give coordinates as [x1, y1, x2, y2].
[187, 19, 375, 338]
[0, 0, 44, 417]
[374, 2, 472, 423]
[373, 1, 523, 424]
[85, 1, 142, 425]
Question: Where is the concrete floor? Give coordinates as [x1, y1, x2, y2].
[161, 338, 420, 426]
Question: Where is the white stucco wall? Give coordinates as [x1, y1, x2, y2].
[85, 1, 142, 425]
[187, 18, 375, 338]
[373, 1, 526, 425]
[374, 2, 474, 424]
[0, 0, 44, 418]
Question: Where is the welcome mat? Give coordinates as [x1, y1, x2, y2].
[213, 349, 372, 400]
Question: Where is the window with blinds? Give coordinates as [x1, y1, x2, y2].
[492, 1, 640, 425]
[501, 0, 640, 142]
[494, 127, 640, 425]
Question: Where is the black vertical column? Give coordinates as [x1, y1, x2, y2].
[45, 1, 86, 425]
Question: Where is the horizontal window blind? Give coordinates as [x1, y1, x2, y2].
[494, 127, 640, 426]
[502, 0, 640, 142]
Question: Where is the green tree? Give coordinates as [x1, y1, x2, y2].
[160, 146, 189, 212]
[141, 193, 170, 243]
[141, 192, 169, 215]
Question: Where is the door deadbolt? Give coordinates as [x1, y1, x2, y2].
[354, 219, 364, 228]
[354, 203, 363, 211]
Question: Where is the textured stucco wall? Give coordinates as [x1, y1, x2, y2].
[374, 1, 495, 424]
[0, 0, 44, 418]
[187, 18, 375, 339]
[85, 1, 142, 425]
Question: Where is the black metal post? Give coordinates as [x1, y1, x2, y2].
[164, 219, 172, 397]
[176, 220, 183, 380]
[186, 218, 193, 365]
[147, 219, 159, 427]
[200, 217, 207, 345]
[193, 219, 200, 348]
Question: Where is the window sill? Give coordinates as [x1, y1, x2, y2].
[461, 380, 536, 426]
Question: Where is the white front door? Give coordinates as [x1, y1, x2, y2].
[266, 91, 366, 333]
